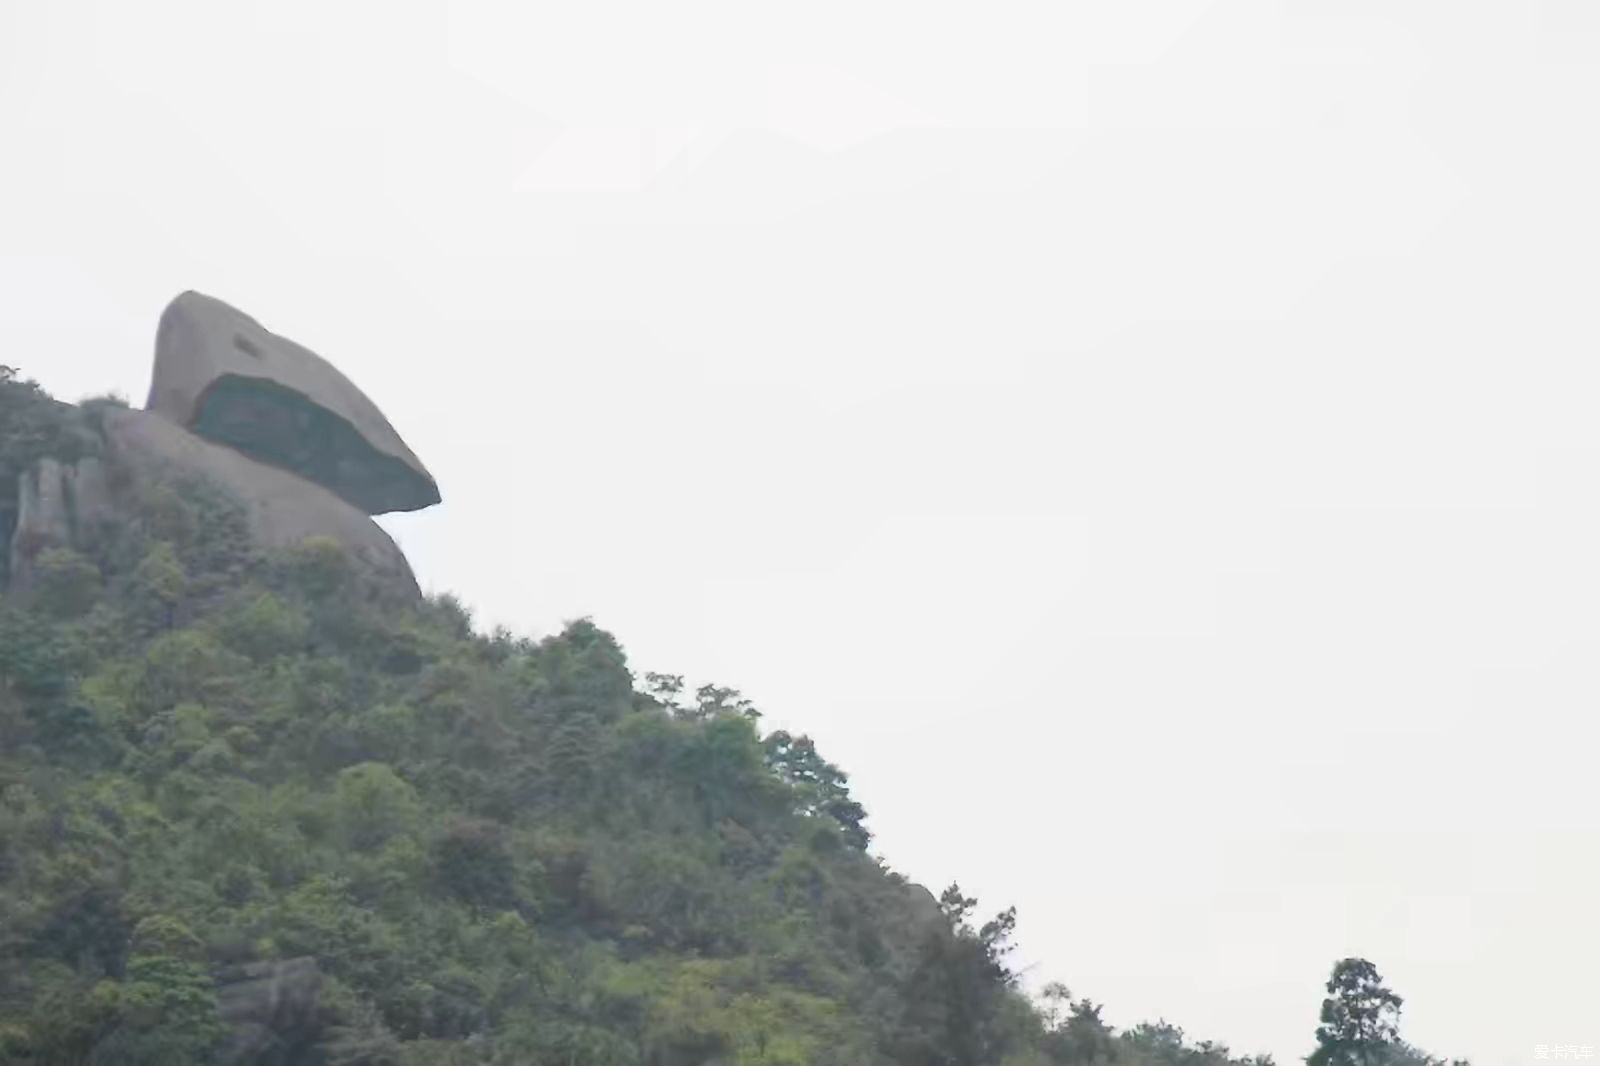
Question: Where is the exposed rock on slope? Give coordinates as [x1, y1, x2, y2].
[212, 958, 325, 1066]
[7, 454, 112, 593]
[148, 291, 440, 515]
[5, 293, 438, 602]
[98, 407, 420, 600]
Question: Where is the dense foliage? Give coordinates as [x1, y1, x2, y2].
[0, 371, 1460, 1065]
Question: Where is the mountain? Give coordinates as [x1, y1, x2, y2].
[0, 324, 1442, 1065]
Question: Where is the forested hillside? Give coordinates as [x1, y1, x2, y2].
[0, 368, 1457, 1065]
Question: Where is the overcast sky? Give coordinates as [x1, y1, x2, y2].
[3, 2, 1596, 1063]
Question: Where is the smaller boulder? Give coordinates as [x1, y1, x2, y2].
[8, 455, 112, 593]
[213, 957, 324, 1066]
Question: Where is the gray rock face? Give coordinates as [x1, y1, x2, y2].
[148, 291, 439, 515]
[7, 454, 112, 592]
[213, 957, 324, 1066]
[902, 881, 944, 931]
[4, 294, 433, 602]
[98, 407, 420, 600]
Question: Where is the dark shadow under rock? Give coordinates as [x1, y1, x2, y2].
[149, 291, 439, 515]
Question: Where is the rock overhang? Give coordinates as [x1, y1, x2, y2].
[148, 291, 440, 515]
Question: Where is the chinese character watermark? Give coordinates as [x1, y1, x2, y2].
[1535, 1046, 1594, 1061]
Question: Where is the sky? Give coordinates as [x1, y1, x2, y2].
[1, 2, 1595, 1062]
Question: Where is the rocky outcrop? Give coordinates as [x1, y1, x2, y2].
[7, 454, 112, 592]
[98, 407, 421, 600]
[148, 291, 440, 515]
[212, 957, 325, 1066]
[5, 293, 438, 603]
[902, 881, 944, 931]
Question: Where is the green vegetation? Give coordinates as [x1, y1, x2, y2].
[1306, 960, 1467, 1066]
[0, 370, 1465, 1064]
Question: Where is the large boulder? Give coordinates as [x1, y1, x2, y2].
[97, 407, 420, 600]
[147, 291, 439, 515]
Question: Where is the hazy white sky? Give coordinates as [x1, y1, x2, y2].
[3, 2, 1597, 1062]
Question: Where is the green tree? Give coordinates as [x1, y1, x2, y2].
[87, 916, 225, 1066]
[214, 590, 309, 661]
[335, 763, 423, 850]
[31, 547, 102, 619]
[0, 605, 79, 696]
[763, 730, 870, 849]
[1307, 959, 1403, 1066]
[429, 818, 520, 909]
[1051, 997, 1115, 1065]
[128, 541, 187, 631]
[893, 884, 1020, 1066]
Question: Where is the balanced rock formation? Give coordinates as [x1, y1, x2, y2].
[149, 291, 440, 515]
[7, 293, 437, 602]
